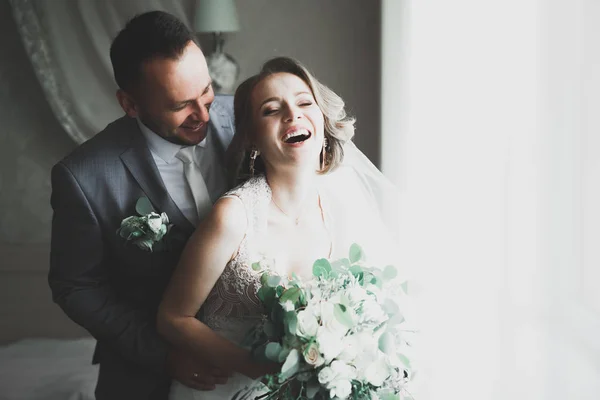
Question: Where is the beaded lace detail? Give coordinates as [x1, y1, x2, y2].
[201, 175, 272, 344]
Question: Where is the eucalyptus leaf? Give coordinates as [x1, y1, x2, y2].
[280, 349, 300, 379]
[276, 285, 285, 297]
[279, 287, 301, 304]
[260, 272, 270, 286]
[135, 196, 154, 216]
[334, 303, 354, 328]
[265, 342, 283, 361]
[331, 258, 351, 271]
[267, 275, 282, 288]
[397, 353, 412, 368]
[401, 281, 409, 294]
[349, 264, 363, 277]
[380, 393, 401, 400]
[312, 258, 332, 278]
[372, 276, 383, 289]
[258, 286, 276, 307]
[283, 311, 298, 335]
[383, 265, 398, 281]
[306, 377, 320, 399]
[278, 346, 291, 363]
[251, 262, 262, 271]
[363, 272, 374, 287]
[382, 298, 400, 317]
[378, 331, 396, 354]
[349, 243, 364, 263]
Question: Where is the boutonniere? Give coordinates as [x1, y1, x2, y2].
[117, 197, 172, 252]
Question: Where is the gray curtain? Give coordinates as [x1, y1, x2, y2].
[9, 0, 195, 143]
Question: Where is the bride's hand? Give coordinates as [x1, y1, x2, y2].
[167, 347, 232, 390]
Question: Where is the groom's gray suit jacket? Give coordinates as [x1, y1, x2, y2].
[48, 95, 235, 400]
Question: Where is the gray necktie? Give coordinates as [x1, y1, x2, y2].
[176, 146, 212, 223]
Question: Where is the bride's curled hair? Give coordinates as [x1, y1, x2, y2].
[226, 57, 355, 183]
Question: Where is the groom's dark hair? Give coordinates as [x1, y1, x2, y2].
[110, 11, 198, 92]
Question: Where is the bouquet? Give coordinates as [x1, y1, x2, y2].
[242, 244, 415, 400]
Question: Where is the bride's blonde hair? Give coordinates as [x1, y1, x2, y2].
[226, 57, 355, 184]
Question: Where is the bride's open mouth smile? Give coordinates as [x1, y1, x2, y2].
[282, 128, 312, 146]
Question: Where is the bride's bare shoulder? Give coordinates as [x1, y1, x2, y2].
[208, 196, 247, 234]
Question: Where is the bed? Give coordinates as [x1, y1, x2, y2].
[0, 337, 98, 400]
[0, 244, 98, 400]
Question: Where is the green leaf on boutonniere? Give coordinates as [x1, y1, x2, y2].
[135, 196, 154, 216]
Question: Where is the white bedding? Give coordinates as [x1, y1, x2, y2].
[0, 337, 98, 400]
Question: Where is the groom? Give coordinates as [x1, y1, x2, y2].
[49, 11, 234, 400]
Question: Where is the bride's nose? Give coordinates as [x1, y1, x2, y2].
[283, 105, 302, 122]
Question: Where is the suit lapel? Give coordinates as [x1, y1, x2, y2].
[119, 121, 195, 237]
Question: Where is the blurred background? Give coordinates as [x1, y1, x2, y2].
[1, 0, 600, 399]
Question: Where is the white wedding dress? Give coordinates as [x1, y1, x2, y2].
[169, 144, 398, 400]
[169, 176, 273, 400]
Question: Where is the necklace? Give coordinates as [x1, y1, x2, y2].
[271, 197, 302, 225]
[271, 193, 319, 226]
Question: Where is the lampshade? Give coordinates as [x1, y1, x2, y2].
[194, 0, 240, 33]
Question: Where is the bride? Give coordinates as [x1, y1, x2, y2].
[157, 57, 398, 399]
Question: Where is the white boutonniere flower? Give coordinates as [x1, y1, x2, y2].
[116, 197, 172, 252]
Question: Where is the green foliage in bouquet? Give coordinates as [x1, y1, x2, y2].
[240, 244, 414, 400]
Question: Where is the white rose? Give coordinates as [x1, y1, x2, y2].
[347, 286, 369, 304]
[146, 213, 163, 234]
[303, 342, 324, 367]
[364, 358, 390, 387]
[296, 307, 319, 338]
[320, 301, 349, 336]
[316, 327, 344, 363]
[329, 360, 356, 380]
[360, 299, 387, 324]
[328, 379, 352, 399]
[318, 366, 336, 385]
[337, 335, 359, 363]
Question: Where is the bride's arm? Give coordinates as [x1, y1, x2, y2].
[157, 197, 276, 379]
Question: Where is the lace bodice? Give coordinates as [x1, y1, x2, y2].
[200, 175, 272, 344]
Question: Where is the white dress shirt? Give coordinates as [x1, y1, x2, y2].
[137, 119, 227, 226]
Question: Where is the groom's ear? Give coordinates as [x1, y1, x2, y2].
[116, 89, 139, 118]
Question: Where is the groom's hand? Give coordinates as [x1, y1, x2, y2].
[167, 348, 231, 390]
